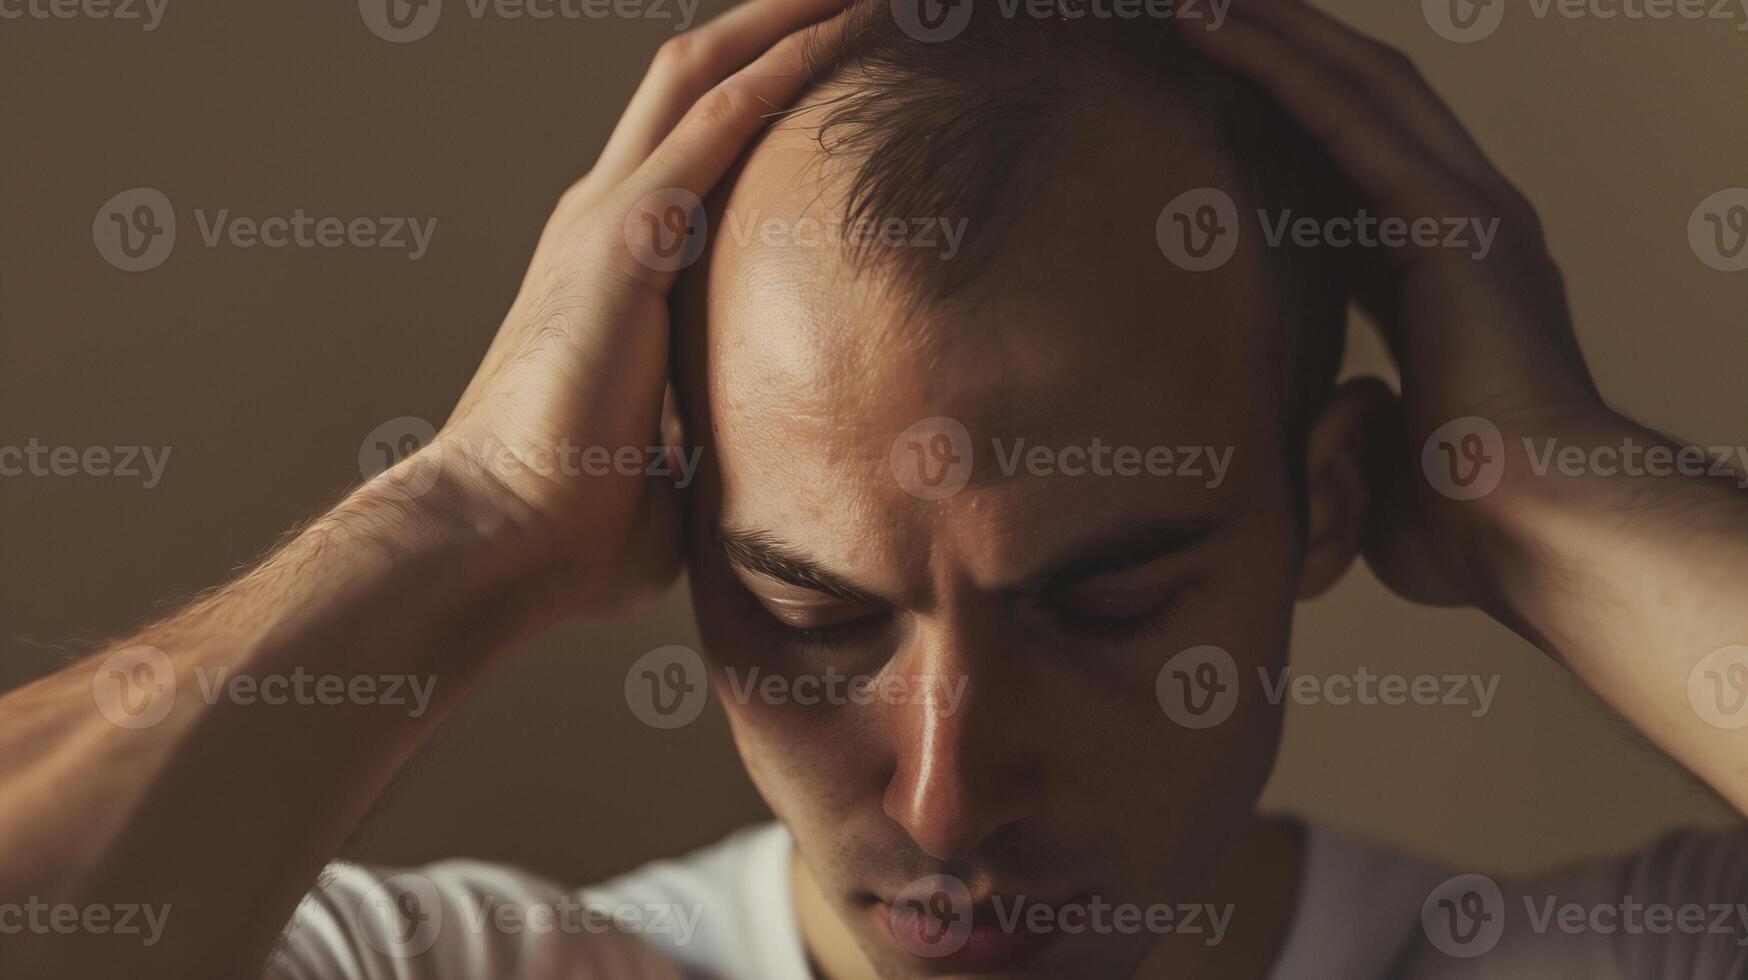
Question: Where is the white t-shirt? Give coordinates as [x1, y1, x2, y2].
[270, 820, 1748, 979]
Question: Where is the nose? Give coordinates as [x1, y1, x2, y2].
[880, 626, 1041, 860]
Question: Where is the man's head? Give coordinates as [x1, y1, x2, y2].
[672, 4, 1375, 976]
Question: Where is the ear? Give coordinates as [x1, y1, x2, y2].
[1297, 376, 1395, 599]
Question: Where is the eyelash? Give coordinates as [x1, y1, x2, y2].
[752, 610, 886, 658]
[748, 593, 1186, 656]
[1048, 594, 1185, 648]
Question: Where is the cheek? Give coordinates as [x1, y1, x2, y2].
[688, 559, 887, 822]
[1061, 528, 1299, 846]
[709, 674, 890, 844]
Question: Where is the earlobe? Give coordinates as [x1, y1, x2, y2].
[1297, 377, 1396, 599]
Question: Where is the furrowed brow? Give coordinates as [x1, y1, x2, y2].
[717, 528, 887, 608]
[1013, 514, 1226, 592]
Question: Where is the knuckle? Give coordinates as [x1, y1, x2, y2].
[690, 83, 747, 130]
[557, 173, 597, 211]
[649, 34, 695, 81]
[653, 32, 694, 66]
[652, 31, 718, 82]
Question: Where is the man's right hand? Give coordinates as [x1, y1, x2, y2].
[429, 0, 847, 617]
[0, 3, 845, 977]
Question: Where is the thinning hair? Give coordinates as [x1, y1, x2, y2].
[790, 0, 1358, 433]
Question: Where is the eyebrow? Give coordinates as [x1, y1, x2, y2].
[1009, 514, 1227, 593]
[718, 528, 890, 608]
[718, 513, 1225, 608]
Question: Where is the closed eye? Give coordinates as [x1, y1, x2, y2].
[1043, 590, 1185, 645]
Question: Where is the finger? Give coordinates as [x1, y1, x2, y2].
[607, 13, 845, 285]
[1179, 17, 1483, 249]
[592, 0, 847, 184]
[1222, 0, 1522, 207]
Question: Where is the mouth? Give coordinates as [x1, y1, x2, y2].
[867, 886, 1093, 973]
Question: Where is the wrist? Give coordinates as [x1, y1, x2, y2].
[1455, 409, 1664, 628]
[337, 441, 573, 651]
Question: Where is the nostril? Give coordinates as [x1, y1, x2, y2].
[879, 692, 1038, 861]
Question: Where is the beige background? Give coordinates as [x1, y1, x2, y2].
[2, 1, 1744, 887]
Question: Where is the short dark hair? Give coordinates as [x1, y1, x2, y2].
[793, 0, 1357, 434]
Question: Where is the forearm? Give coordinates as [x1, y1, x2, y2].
[1477, 412, 1748, 815]
[0, 456, 554, 978]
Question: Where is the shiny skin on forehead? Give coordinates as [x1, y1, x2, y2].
[681, 111, 1282, 594]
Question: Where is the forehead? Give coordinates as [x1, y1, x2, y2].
[675, 109, 1281, 579]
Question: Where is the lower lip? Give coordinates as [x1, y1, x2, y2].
[876, 897, 1070, 972]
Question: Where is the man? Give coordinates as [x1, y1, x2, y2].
[2, 0, 1744, 977]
